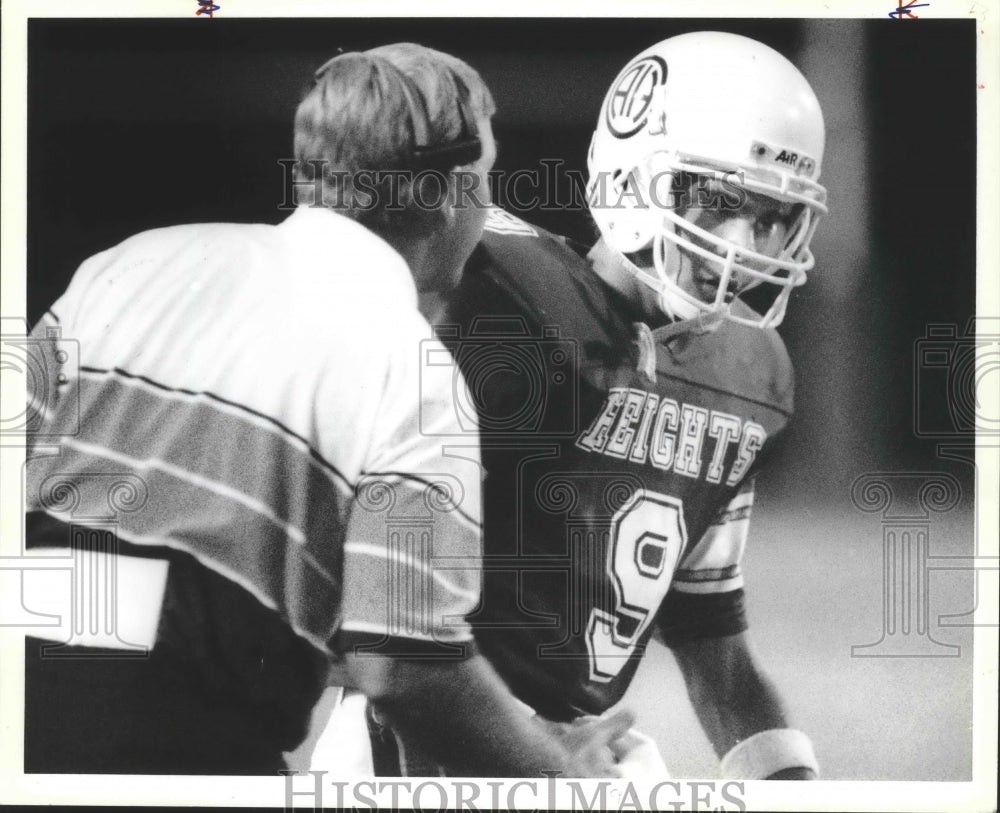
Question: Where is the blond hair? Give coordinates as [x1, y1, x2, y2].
[293, 43, 494, 239]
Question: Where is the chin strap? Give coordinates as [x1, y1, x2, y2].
[591, 238, 734, 327]
[631, 322, 657, 383]
[612, 246, 690, 323]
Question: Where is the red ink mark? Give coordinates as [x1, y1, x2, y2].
[196, 0, 220, 16]
[889, 0, 929, 18]
[979, 84, 986, 89]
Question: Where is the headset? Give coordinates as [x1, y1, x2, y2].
[313, 51, 482, 171]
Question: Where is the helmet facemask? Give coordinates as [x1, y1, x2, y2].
[590, 153, 825, 329]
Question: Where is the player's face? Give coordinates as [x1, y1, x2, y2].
[671, 179, 802, 305]
[425, 116, 497, 293]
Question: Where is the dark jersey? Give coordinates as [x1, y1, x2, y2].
[444, 209, 794, 720]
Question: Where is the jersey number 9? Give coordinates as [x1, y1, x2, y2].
[586, 490, 687, 682]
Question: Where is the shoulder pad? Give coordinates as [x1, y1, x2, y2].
[483, 208, 540, 237]
[657, 318, 794, 416]
[469, 210, 631, 349]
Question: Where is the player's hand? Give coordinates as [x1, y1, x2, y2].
[537, 709, 636, 778]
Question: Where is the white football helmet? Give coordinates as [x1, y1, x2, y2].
[587, 32, 828, 328]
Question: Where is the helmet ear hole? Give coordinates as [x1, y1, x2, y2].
[593, 166, 663, 255]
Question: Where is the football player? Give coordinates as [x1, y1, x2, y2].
[371, 31, 828, 780]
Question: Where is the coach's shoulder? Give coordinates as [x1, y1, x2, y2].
[279, 206, 412, 294]
[280, 205, 405, 262]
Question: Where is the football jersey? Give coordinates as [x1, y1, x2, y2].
[22, 206, 483, 768]
[443, 208, 794, 720]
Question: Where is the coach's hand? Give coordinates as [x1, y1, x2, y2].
[539, 709, 636, 778]
[347, 651, 638, 777]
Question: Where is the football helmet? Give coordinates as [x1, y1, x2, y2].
[586, 32, 828, 328]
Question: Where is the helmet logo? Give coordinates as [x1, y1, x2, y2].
[606, 55, 667, 139]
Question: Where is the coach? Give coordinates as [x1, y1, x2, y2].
[23, 44, 630, 776]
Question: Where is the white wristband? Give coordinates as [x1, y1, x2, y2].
[720, 729, 819, 779]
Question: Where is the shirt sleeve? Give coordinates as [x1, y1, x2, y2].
[655, 479, 754, 647]
[334, 320, 484, 659]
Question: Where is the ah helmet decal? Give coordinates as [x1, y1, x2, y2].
[606, 55, 668, 139]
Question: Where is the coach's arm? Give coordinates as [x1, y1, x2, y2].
[345, 650, 633, 777]
[670, 632, 818, 780]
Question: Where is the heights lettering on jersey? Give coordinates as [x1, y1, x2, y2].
[576, 387, 765, 486]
